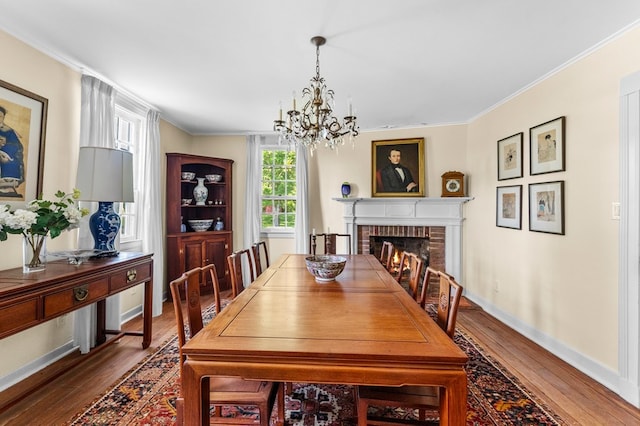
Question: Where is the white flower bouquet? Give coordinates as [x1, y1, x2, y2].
[0, 189, 89, 269]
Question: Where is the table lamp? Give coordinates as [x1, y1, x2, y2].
[75, 147, 134, 252]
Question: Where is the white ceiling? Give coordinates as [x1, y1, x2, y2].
[0, 1, 639, 135]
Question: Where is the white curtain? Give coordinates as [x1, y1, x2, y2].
[294, 143, 309, 253]
[74, 75, 118, 354]
[243, 135, 262, 249]
[142, 110, 164, 316]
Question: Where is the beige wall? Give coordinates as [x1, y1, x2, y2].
[464, 26, 640, 371]
[2, 24, 639, 395]
[0, 31, 82, 377]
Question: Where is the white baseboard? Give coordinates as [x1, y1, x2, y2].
[0, 340, 77, 392]
[465, 291, 627, 401]
[120, 304, 143, 325]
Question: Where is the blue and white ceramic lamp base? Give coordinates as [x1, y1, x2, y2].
[89, 201, 121, 252]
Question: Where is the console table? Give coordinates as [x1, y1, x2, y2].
[0, 251, 153, 346]
[0, 252, 154, 411]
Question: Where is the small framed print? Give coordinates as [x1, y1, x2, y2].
[496, 185, 522, 229]
[529, 181, 564, 235]
[530, 116, 565, 175]
[497, 132, 523, 180]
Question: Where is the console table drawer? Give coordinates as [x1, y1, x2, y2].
[110, 262, 152, 292]
[0, 298, 38, 337]
[43, 278, 109, 318]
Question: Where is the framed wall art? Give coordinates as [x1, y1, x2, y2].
[0, 79, 48, 206]
[496, 185, 522, 229]
[372, 137, 425, 197]
[530, 116, 565, 175]
[529, 180, 564, 235]
[497, 132, 523, 180]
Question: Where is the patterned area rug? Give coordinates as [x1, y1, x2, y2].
[68, 308, 565, 425]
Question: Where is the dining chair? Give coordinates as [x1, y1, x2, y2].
[251, 241, 270, 277]
[170, 265, 284, 425]
[379, 240, 395, 272]
[227, 249, 256, 298]
[395, 251, 424, 301]
[356, 270, 464, 425]
[418, 266, 455, 311]
[309, 233, 352, 255]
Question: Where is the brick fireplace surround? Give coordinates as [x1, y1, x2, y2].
[333, 197, 471, 283]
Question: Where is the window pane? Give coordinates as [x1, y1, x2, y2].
[260, 147, 297, 231]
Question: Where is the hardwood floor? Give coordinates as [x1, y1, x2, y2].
[1, 295, 639, 425]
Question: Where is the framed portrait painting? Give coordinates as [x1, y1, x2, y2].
[529, 180, 564, 235]
[0, 79, 47, 206]
[497, 132, 523, 180]
[530, 116, 565, 175]
[372, 137, 425, 197]
[496, 185, 522, 229]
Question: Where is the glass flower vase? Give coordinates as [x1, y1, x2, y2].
[23, 233, 47, 273]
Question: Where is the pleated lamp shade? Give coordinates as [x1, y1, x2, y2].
[76, 147, 134, 202]
[75, 147, 134, 251]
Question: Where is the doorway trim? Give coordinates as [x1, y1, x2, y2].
[619, 70, 640, 407]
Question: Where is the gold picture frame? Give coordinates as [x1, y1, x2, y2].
[372, 137, 425, 197]
[0, 79, 48, 206]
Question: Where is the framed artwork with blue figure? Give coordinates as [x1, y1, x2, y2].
[0, 79, 47, 206]
[372, 137, 425, 197]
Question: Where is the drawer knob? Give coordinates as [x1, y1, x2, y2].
[127, 269, 137, 282]
[74, 285, 89, 302]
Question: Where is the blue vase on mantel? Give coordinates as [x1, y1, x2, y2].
[341, 182, 351, 198]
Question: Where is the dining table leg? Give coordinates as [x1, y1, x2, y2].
[182, 361, 210, 426]
[439, 371, 467, 425]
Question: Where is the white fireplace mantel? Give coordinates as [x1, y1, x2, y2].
[333, 197, 472, 282]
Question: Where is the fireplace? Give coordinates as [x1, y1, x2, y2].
[333, 197, 470, 284]
[370, 235, 430, 265]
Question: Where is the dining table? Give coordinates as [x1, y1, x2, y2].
[181, 253, 468, 425]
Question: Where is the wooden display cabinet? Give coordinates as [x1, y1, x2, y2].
[166, 153, 233, 291]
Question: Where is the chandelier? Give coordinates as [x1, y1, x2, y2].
[273, 36, 359, 152]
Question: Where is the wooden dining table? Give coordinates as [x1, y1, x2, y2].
[181, 254, 468, 425]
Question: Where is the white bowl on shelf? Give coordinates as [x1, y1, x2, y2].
[205, 174, 222, 183]
[181, 171, 196, 180]
[188, 219, 213, 232]
[181, 198, 192, 205]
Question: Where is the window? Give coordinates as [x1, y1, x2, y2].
[114, 101, 146, 248]
[260, 146, 296, 232]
